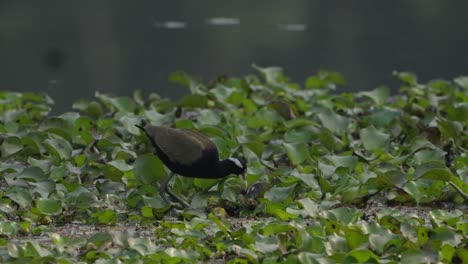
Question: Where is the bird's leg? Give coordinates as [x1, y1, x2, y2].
[160, 172, 190, 208]
[159, 173, 174, 205]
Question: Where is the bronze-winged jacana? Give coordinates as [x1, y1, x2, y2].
[135, 123, 246, 208]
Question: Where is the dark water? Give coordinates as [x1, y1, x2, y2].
[1, 1, 468, 112]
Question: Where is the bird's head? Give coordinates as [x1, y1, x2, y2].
[227, 156, 247, 180]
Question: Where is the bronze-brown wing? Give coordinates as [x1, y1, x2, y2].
[144, 125, 217, 166]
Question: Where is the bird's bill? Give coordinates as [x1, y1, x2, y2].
[240, 171, 246, 181]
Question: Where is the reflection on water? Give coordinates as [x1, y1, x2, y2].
[278, 24, 307, 32]
[205, 17, 240, 26]
[1, 2, 467, 113]
[152, 20, 187, 29]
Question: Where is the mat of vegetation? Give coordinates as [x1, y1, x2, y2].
[0, 66, 467, 263]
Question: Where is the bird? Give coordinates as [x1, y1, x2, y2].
[135, 123, 246, 208]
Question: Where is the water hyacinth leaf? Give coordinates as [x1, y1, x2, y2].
[5, 187, 33, 208]
[305, 76, 328, 89]
[210, 84, 235, 102]
[243, 141, 264, 158]
[144, 108, 176, 126]
[326, 155, 358, 169]
[44, 137, 72, 160]
[298, 198, 319, 218]
[19, 166, 46, 181]
[269, 100, 296, 120]
[120, 114, 142, 135]
[413, 149, 446, 164]
[198, 109, 221, 126]
[284, 128, 311, 143]
[253, 64, 285, 85]
[438, 119, 462, 142]
[72, 99, 103, 118]
[39, 117, 72, 142]
[133, 154, 166, 184]
[454, 76, 468, 89]
[413, 161, 452, 181]
[368, 226, 401, 255]
[360, 86, 389, 105]
[264, 184, 296, 203]
[30, 180, 56, 198]
[440, 244, 456, 263]
[0, 136, 23, 157]
[403, 181, 429, 204]
[50, 233, 87, 254]
[36, 198, 62, 215]
[394, 71, 418, 86]
[291, 170, 318, 189]
[369, 107, 399, 128]
[264, 201, 297, 221]
[102, 164, 124, 182]
[445, 103, 468, 122]
[359, 125, 390, 151]
[345, 249, 379, 264]
[345, 229, 369, 250]
[91, 209, 118, 225]
[96, 92, 135, 113]
[375, 170, 408, 189]
[169, 71, 206, 94]
[178, 94, 209, 108]
[317, 109, 348, 132]
[318, 70, 346, 86]
[0, 220, 20, 237]
[327, 207, 361, 225]
[194, 178, 219, 190]
[318, 128, 343, 151]
[64, 186, 98, 209]
[242, 98, 258, 114]
[283, 142, 310, 165]
[430, 209, 464, 227]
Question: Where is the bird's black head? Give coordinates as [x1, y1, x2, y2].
[217, 157, 246, 180]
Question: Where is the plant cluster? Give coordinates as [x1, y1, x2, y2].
[0, 66, 467, 262]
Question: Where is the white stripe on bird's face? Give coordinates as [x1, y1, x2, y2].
[228, 157, 244, 169]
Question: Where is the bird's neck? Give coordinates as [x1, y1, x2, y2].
[214, 159, 237, 179]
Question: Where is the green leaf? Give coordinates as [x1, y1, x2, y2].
[96, 92, 135, 112]
[133, 154, 167, 184]
[91, 209, 118, 225]
[198, 109, 221, 126]
[376, 170, 408, 189]
[369, 107, 399, 128]
[264, 184, 296, 203]
[394, 71, 418, 86]
[252, 64, 285, 85]
[359, 86, 389, 105]
[317, 109, 349, 132]
[284, 127, 311, 143]
[178, 94, 209, 108]
[454, 76, 468, 89]
[413, 161, 452, 181]
[44, 137, 72, 160]
[359, 125, 390, 151]
[5, 187, 33, 208]
[283, 143, 310, 165]
[102, 163, 124, 182]
[0, 136, 23, 157]
[0, 221, 20, 237]
[36, 198, 62, 215]
[326, 155, 358, 169]
[169, 71, 206, 94]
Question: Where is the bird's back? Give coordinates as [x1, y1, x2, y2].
[142, 125, 220, 177]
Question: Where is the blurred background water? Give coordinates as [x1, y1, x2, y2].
[1, 0, 468, 112]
